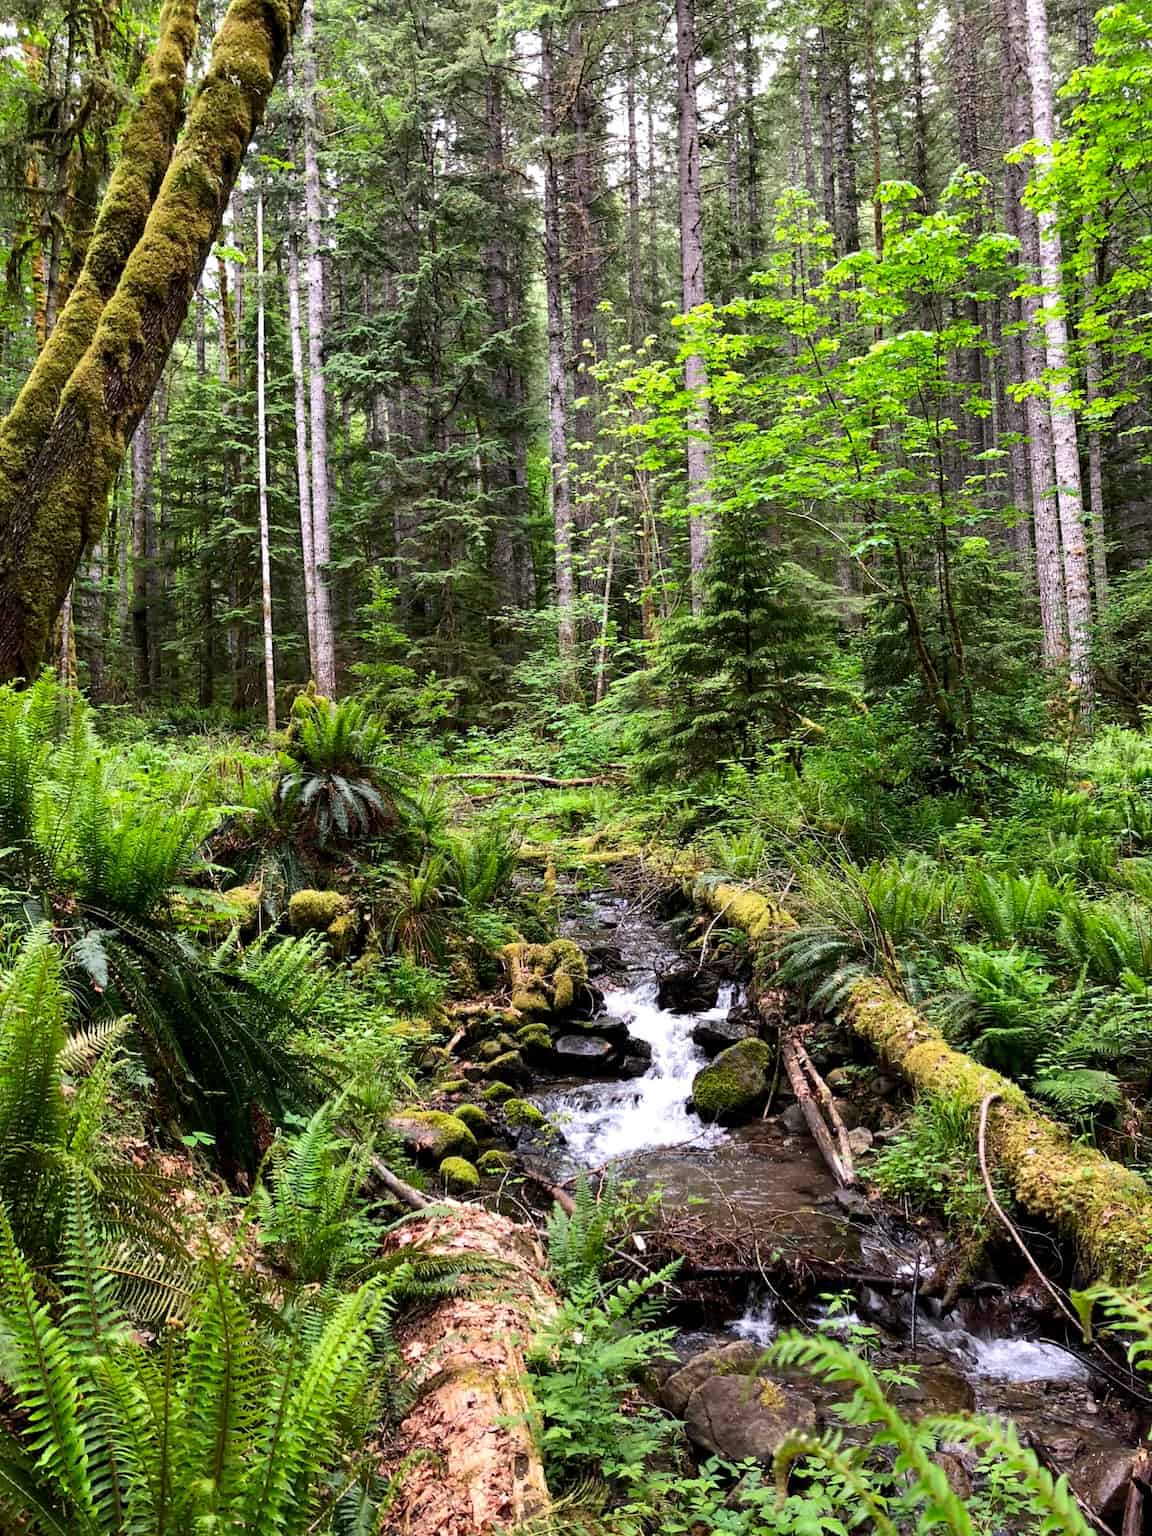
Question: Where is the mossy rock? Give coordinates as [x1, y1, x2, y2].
[504, 938, 589, 1016]
[477, 1039, 506, 1062]
[388, 1110, 477, 1162]
[517, 1024, 554, 1054]
[453, 1103, 493, 1136]
[503, 1098, 547, 1130]
[478, 1149, 513, 1175]
[692, 1038, 772, 1123]
[483, 1081, 516, 1104]
[437, 1078, 469, 1095]
[222, 883, 262, 927]
[439, 1156, 480, 1193]
[289, 889, 349, 933]
[483, 1049, 527, 1083]
[326, 911, 358, 958]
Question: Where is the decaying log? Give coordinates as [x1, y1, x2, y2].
[693, 877, 1152, 1283]
[779, 1035, 856, 1187]
[368, 1152, 429, 1211]
[1122, 1445, 1152, 1536]
[385, 1204, 556, 1534]
[439, 770, 619, 787]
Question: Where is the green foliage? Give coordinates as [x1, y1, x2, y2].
[279, 694, 411, 852]
[0, 1192, 408, 1536]
[870, 1094, 990, 1237]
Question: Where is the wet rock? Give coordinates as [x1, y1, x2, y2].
[832, 1186, 872, 1219]
[692, 1006, 759, 1056]
[871, 1074, 899, 1099]
[657, 967, 721, 1014]
[585, 941, 625, 978]
[388, 1110, 477, 1162]
[778, 1103, 808, 1136]
[692, 1039, 771, 1122]
[887, 1363, 976, 1418]
[684, 1375, 817, 1464]
[1067, 1447, 1135, 1524]
[552, 1034, 617, 1070]
[833, 1099, 861, 1131]
[825, 1067, 855, 1091]
[662, 1342, 764, 1417]
[847, 1126, 874, 1156]
[619, 1039, 654, 1078]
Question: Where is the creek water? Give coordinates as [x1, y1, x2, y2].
[530, 894, 1137, 1452]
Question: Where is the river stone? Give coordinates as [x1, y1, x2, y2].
[692, 1038, 771, 1122]
[387, 1110, 477, 1163]
[778, 1103, 808, 1135]
[662, 1341, 764, 1417]
[553, 1034, 617, 1070]
[657, 967, 721, 1014]
[692, 1009, 759, 1056]
[1068, 1447, 1135, 1523]
[683, 1375, 817, 1463]
[585, 941, 625, 977]
[847, 1126, 874, 1156]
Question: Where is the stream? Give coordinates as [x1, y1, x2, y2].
[528, 893, 1142, 1500]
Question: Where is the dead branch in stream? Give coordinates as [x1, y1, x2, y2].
[780, 1035, 857, 1187]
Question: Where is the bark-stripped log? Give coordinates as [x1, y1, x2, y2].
[385, 1204, 555, 1533]
[693, 876, 1152, 1283]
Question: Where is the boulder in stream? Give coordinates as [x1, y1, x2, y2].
[657, 967, 721, 1014]
[692, 1038, 771, 1122]
[670, 1345, 817, 1463]
[388, 1110, 478, 1162]
[692, 1004, 759, 1056]
[552, 1034, 618, 1071]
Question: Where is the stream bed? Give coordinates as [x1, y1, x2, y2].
[527, 893, 1143, 1501]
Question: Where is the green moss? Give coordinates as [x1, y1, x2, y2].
[484, 1050, 525, 1080]
[511, 986, 549, 1014]
[387, 1109, 477, 1162]
[325, 911, 358, 957]
[289, 889, 349, 932]
[452, 1103, 492, 1136]
[692, 1038, 771, 1122]
[504, 938, 587, 1017]
[482, 1081, 516, 1104]
[477, 1039, 506, 1062]
[222, 883, 262, 925]
[478, 1149, 513, 1175]
[517, 1024, 553, 1053]
[437, 1078, 468, 1095]
[503, 1098, 546, 1129]
[439, 1156, 480, 1193]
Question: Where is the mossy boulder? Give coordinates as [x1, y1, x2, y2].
[453, 1103, 493, 1136]
[477, 1039, 506, 1062]
[222, 883, 262, 928]
[439, 1156, 480, 1193]
[692, 1038, 772, 1123]
[289, 889, 349, 933]
[325, 911, 359, 958]
[388, 1110, 477, 1163]
[503, 1098, 547, 1130]
[437, 1078, 469, 1095]
[483, 1081, 516, 1104]
[478, 1148, 513, 1175]
[480, 1049, 528, 1084]
[503, 938, 588, 1016]
[517, 1024, 554, 1056]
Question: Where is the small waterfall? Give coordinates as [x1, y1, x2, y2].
[536, 977, 733, 1165]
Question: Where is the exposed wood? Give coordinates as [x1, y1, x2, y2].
[780, 1035, 856, 1187]
[385, 1204, 554, 1534]
[368, 1152, 430, 1210]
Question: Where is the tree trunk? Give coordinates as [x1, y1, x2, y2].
[1005, 0, 1066, 664]
[287, 219, 318, 676]
[130, 403, 154, 697]
[676, 0, 712, 610]
[255, 189, 276, 738]
[742, 31, 763, 260]
[541, 23, 577, 666]
[798, 41, 818, 205]
[1023, 0, 1093, 708]
[385, 1205, 554, 1534]
[0, 0, 300, 684]
[832, 44, 860, 254]
[818, 31, 838, 233]
[301, 0, 338, 697]
[625, 51, 644, 347]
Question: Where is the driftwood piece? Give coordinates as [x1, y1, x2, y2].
[1123, 1446, 1152, 1536]
[385, 1205, 556, 1534]
[789, 1034, 857, 1182]
[779, 1036, 856, 1188]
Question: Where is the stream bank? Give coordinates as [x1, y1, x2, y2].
[516, 888, 1145, 1516]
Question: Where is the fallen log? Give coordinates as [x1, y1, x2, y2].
[384, 1204, 556, 1534]
[779, 1035, 856, 1187]
[439, 770, 619, 787]
[693, 878, 1152, 1284]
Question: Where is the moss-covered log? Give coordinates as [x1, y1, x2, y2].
[694, 875, 1152, 1283]
[0, 0, 301, 681]
[386, 1204, 555, 1533]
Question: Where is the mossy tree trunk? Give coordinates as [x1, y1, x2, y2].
[0, 0, 301, 683]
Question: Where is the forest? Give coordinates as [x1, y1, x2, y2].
[3, 0, 1152, 1528]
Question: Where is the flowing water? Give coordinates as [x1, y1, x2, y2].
[529, 895, 1138, 1447]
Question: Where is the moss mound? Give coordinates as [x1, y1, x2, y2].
[504, 938, 588, 1015]
[692, 1038, 772, 1122]
[439, 1156, 480, 1193]
[289, 888, 349, 933]
[478, 1148, 513, 1175]
[503, 1097, 546, 1129]
[388, 1109, 477, 1162]
[482, 1081, 516, 1104]
[452, 1103, 492, 1136]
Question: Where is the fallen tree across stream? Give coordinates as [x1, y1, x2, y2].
[693, 874, 1152, 1285]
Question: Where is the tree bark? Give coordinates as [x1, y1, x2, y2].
[130, 401, 154, 696]
[255, 189, 276, 738]
[0, 0, 300, 684]
[1023, 0, 1093, 708]
[676, 0, 713, 610]
[541, 23, 577, 666]
[287, 219, 318, 676]
[385, 1205, 554, 1534]
[301, 0, 337, 697]
[797, 40, 818, 205]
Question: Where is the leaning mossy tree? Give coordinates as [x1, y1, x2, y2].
[0, 0, 301, 682]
